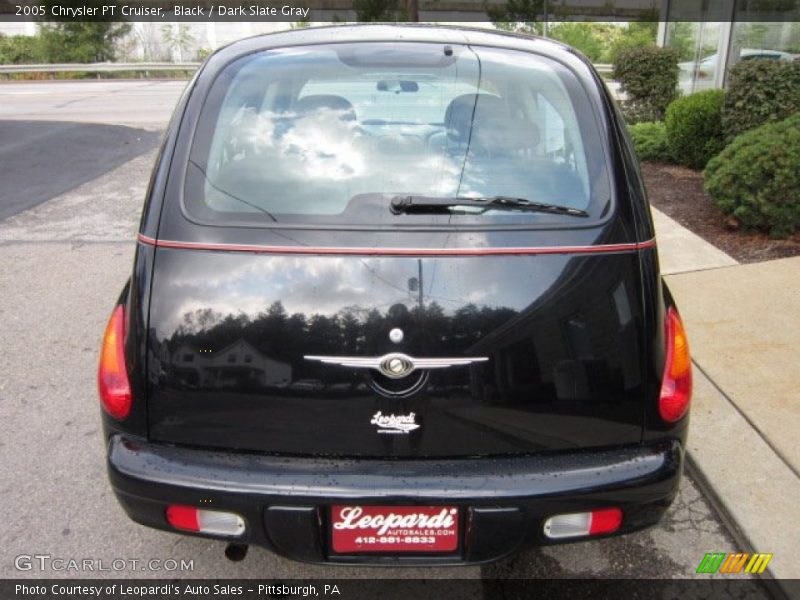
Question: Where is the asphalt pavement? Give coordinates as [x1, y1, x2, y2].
[0, 120, 159, 220]
[0, 80, 187, 128]
[0, 81, 772, 591]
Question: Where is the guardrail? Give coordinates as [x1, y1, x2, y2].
[0, 61, 613, 76]
[0, 62, 201, 77]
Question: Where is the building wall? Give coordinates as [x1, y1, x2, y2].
[662, 0, 800, 94]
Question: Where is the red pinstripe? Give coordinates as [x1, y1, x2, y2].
[137, 233, 656, 257]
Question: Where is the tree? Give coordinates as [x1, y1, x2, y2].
[406, 0, 419, 21]
[353, 0, 403, 21]
[546, 22, 629, 62]
[129, 23, 162, 61]
[338, 310, 362, 354]
[487, 0, 545, 35]
[549, 23, 603, 61]
[0, 34, 45, 64]
[38, 19, 130, 63]
[609, 20, 658, 63]
[161, 24, 194, 63]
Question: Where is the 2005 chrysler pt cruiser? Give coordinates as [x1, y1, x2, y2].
[98, 25, 692, 565]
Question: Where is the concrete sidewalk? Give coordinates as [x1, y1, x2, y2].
[653, 206, 800, 586]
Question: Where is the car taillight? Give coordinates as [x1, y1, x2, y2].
[659, 307, 692, 422]
[97, 305, 132, 419]
[543, 508, 623, 539]
[166, 505, 246, 537]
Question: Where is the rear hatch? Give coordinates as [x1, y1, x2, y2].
[143, 38, 648, 457]
[146, 248, 647, 457]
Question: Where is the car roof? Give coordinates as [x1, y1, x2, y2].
[207, 24, 589, 72]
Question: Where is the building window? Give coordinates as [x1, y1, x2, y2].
[228, 354, 237, 363]
[244, 354, 253, 364]
[183, 354, 194, 362]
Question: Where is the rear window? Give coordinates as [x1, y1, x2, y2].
[185, 42, 611, 228]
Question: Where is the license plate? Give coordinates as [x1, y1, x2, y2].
[330, 505, 459, 553]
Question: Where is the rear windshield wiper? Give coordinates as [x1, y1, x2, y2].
[390, 195, 590, 218]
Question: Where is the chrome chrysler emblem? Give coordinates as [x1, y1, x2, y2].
[304, 353, 488, 379]
[380, 354, 413, 378]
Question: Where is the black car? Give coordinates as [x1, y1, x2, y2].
[98, 25, 692, 565]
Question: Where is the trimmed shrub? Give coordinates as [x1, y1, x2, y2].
[722, 60, 800, 141]
[704, 113, 800, 239]
[628, 122, 672, 163]
[613, 46, 680, 123]
[665, 89, 726, 170]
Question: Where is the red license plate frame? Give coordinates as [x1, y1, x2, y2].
[330, 505, 460, 554]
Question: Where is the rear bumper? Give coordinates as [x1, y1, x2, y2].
[108, 435, 683, 565]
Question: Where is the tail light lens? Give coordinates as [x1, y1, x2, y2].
[543, 508, 623, 539]
[659, 307, 692, 422]
[589, 507, 624, 535]
[166, 505, 246, 537]
[98, 305, 132, 419]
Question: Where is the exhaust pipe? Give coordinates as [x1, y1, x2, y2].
[225, 543, 248, 562]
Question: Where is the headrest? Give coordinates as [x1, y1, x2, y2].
[444, 94, 508, 142]
[294, 94, 357, 121]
